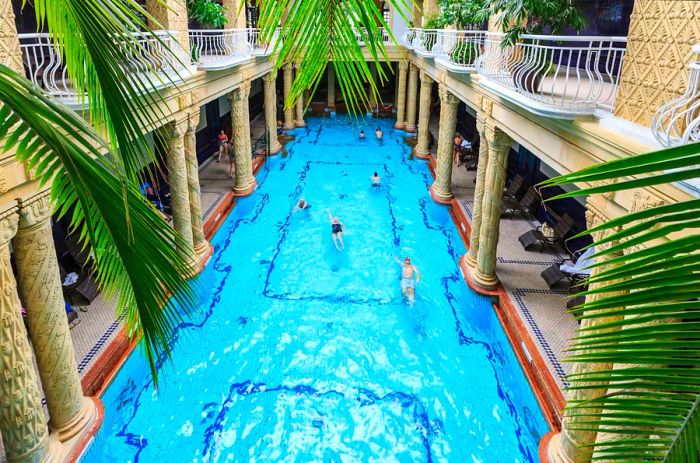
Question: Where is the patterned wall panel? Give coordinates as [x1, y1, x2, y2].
[0, 0, 24, 73]
[614, 0, 700, 127]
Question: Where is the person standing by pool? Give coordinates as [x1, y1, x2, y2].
[327, 209, 345, 251]
[217, 130, 229, 162]
[394, 255, 421, 307]
[370, 172, 381, 187]
[375, 127, 383, 140]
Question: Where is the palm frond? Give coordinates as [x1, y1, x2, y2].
[542, 140, 700, 461]
[0, 65, 196, 383]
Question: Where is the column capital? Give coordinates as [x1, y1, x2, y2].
[264, 71, 277, 82]
[229, 81, 252, 102]
[438, 84, 459, 106]
[17, 190, 52, 229]
[165, 119, 187, 139]
[186, 109, 201, 133]
[484, 123, 511, 151]
[0, 206, 19, 245]
[420, 70, 432, 86]
[398, 59, 409, 71]
[409, 63, 419, 75]
[585, 205, 605, 230]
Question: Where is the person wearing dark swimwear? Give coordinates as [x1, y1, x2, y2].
[370, 172, 381, 187]
[327, 209, 345, 251]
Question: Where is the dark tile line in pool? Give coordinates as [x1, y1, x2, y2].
[199, 380, 438, 462]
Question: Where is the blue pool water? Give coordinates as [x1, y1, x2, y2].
[83, 117, 548, 462]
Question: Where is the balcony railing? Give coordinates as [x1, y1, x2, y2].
[190, 29, 252, 70]
[433, 30, 486, 72]
[401, 28, 416, 48]
[246, 28, 280, 56]
[355, 27, 391, 46]
[19, 31, 191, 104]
[475, 33, 627, 117]
[652, 44, 700, 147]
[412, 29, 441, 56]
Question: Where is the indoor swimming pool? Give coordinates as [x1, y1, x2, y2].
[82, 117, 548, 462]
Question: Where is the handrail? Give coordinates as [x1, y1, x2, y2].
[652, 44, 700, 147]
[433, 30, 486, 72]
[189, 29, 252, 69]
[355, 27, 391, 46]
[475, 32, 627, 114]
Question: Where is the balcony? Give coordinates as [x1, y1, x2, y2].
[19, 31, 193, 106]
[475, 33, 627, 118]
[652, 44, 700, 147]
[189, 29, 252, 70]
[355, 27, 391, 47]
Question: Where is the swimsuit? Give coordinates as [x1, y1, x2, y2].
[401, 278, 415, 289]
[331, 223, 342, 234]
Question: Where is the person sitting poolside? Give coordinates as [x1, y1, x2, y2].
[359, 130, 365, 139]
[294, 198, 310, 211]
[393, 255, 421, 307]
[370, 172, 381, 187]
[327, 209, 345, 251]
[375, 127, 383, 140]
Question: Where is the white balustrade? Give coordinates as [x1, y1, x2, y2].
[189, 29, 252, 69]
[433, 30, 486, 72]
[246, 28, 280, 56]
[475, 33, 627, 115]
[19, 31, 190, 102]
[652, 44, 700, 147]
[355, 27, 391, 46]
[401, 28, 416, 48]
[412, 29, 441, 57]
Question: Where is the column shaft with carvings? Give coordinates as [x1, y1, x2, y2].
[472, 125, 511, 289]
[228, 83, 257, 196]
[1, 0, 24, 73]
[283, 65, 295, 130]
[184, 111, 210, 265]
[264, 73, 282, 155]
[464, 116, 489, 268]
[13, 192, 95, 441]
[394, 60, 408, 129]
[0, 207, 53, 463]
[430, 85, 459, 203]
[405, 64, 419, 132]
[146, 0, 189, 55]
[414, 71, 433, 159]
[295, 86, 306, 128]
[223, 0, 247, 28]
[165, 121, 195, 258]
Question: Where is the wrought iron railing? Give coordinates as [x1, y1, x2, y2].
[475, 33, 627, 114]
[355, 27, 391, 46]
[652, 44, 700, 147]
[433, 30, 486, 72]
[189, 29, 252, 69]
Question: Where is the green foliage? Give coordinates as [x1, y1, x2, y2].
[422, 14, 446, 29]
[475, 0, 587, 45]
[438, 0, 485, 29]
[188, 0, 228, 28]
[541, 142, 700, 461]
[449, 41, 479, 65]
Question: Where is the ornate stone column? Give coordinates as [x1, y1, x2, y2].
[222, 0, 247, 28]
[0, 206, 55, 463]
[327, 63, 336, 109]
[405, 64, 419, 133]
[295, 87, 306, 128]
[165, 121, 195, 258]
[264, 73, 282, 155]
[369, 63, 379, 110]
[472, 125, 511, 289]
[12, 191, 96, 442]
[184, 111, 210, 266]
[146, 0, 190, 55]
[1, 0, 24, 73]
[464, 116, 489, 269]
[228, 82, 257, 196]
[429, 84, 459, 203]
[283, 64, 295, 130]
[394, 60, 408, 129]
[546, 208, 625, 463]
[413, 71, 433, 159]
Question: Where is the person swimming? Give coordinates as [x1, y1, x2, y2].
[295, 198, 310, 211]
[375, 127, 383, 140]
[327, 209, 345, 251]
[359, 130, 365, 139]
[394, 255, 421, 307]
[370, 172, 381, 187]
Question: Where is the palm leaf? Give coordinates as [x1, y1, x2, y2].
[0, 64, 196, 382]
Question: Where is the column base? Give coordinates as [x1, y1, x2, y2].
[233, 178, 258, 197]
[405, 125, 416, 133]
[294, 120, 306, 128]
[394, 121, 406, 130]
[283, 122, 295, 131]
[269, 140, 282, 155]
[541, 433, 574, 463]
[413, 147, 431, 160]
[429, 184, 453, 205]
[194, 241, 213, 269]
[464, 251, 478, 269]
[50, 397, 98, 442]
[472, 267, 500, 290]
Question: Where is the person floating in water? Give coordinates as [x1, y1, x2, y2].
[327, 209, 345, 251]
[370, 172, 381, 187]
[359, 130, 365, 139]
[375, 127, 383, 140]
[295, 198, 310, 211]
[394, 255, 421, 307]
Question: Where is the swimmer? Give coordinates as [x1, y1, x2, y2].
[375, 127, 383, 140]
[359, 130, 365, 139]
[394, 255, 421, 307]
[370, 172, 381, 187]
[295, 198, 310, 211]
[327, 209, 345, 251]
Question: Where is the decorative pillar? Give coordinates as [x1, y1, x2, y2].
[0, 207, 55, 463]
[295, 87, 306, 128]
[222, 0, 247, 28]
[429, 84, 459, 203]
[422, 0, 438, 22]
[0, 0, 24, 73]
[13, 191, 96, 442]
[283, 64, 295, 130]
[369, 63, 379, 110]
[471, 125, 511, 289]
[264, 73, 282, 155]
[413, 0, 423, 28]
[146, 0, 189, 55]
[228, 82, 257, 196]
[184, 110, 211, 265]
[165, 121, 196, 263]
[405, 64, 419, 133]
[394, 60, 408, 129]
[327, 63, 336, 109]
[546, 208, 625, 463]
[464, 116, 489, 269]
[413, 71, 433, 159]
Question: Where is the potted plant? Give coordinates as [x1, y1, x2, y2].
[188, 0, 228, 29]
[420, 14, 445, 52]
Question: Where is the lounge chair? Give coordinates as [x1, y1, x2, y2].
[502, 186, 540, 220]
[503, 175, 525, 200]
[540, 247, 595, 290]
[518, 213, 574, 253]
